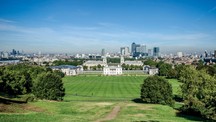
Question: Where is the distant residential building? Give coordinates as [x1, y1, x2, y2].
[153, 47, 160, 57]
[177, 52, 183, 58]
[0, 60, 20, 66]
[149, 68, 159, 75]
[143, 65, 158, 75]
[75, 54, 81, 58]
[103, 65, 122, 75]
[50, 65, 83, 76]
[120, 47, 130, 56]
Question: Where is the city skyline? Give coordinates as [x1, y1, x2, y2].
[0, 0, 216, 54]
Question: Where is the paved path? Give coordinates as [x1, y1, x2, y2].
[95, 106, 120, 122]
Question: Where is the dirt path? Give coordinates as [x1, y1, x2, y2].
[95, 106, 121, 122]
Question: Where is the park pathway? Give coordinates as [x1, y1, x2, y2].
[95, 106, 121, 122]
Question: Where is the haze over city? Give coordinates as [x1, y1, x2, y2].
[0, 0, 216, 54]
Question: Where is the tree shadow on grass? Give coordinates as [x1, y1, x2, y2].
[131, 98, 145, 104]
[176, 111, 213, 122]
[131, 98, 211, 122]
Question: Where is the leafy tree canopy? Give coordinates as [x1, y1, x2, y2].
[33, 72, 65, 101]
[140, 76, 173, 106]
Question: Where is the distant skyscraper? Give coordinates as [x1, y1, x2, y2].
[153, 47, 160, 57]
[120, 47, 130, 56]
[12, 49, 17, 55]
[204, 50, 208, 57]
[140, 45, 146, 53]
[101, 49, 105, 56]
[131, 42, 142, 57]
[214, 50, 216, 58]
[131, 42, 136, 55]
[136, 46, 141, 53]
[148, 49, 152, 56]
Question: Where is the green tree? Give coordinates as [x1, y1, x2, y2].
[167, 68, 178, 78]
[33, 72, 65, 101]
[140, 76, 174, 106]
[83, 65, 88, 70]
[180, 66, 216, 120]
[158, 63, 172, 76]
[53, 70, 65, 78]
[97, 64, 102, 70]
[144, 59, 157, 67]
[197, 65, 216, 76]
[0, 70, 32, 95]
[121, 63, 126, 70]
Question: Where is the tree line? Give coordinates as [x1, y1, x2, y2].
[0, 64, 65, 101]
[144, 59, 216, 78]
[141, 59, 216, 120]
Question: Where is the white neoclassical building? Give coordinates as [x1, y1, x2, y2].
[83, 57, 107, 70]
[50, 65, 83, 76]
[103, 65, 122, 75]
[120, 56, 143, 66]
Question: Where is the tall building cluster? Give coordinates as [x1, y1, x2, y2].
[120, 42, 160, 58]
[0, 49, 22, 59]
[120, 47, 130, 56]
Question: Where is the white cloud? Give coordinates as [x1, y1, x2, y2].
[0, 22, 215, 53]
[0, 18, 15, 23]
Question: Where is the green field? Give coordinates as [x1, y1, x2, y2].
[64, 76, 144, 101]
[64, 75, 182, 101]
[0, 75, 204, 122]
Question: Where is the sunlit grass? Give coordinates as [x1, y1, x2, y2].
[0, 75, 204, 122]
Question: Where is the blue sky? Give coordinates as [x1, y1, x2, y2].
[0, 0, 216, 54]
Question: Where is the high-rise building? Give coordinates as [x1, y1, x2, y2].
[140, 45, 146, 53]
[214, 50, 216, 58]
[204, 50, 208, 57]
[131, 42, 136, 55]
[136, 46, 141, 53]
[131, 42, 142, 57]
[153, 47, 160, 57]
[101, 49, 105, 57]
[11, 49, 17, 55]
[120, 47, 130, 56]
[148, 49, 152, 56]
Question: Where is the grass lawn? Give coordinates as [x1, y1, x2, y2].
[0, 75, 204, 122]
[63, 75, 182, 101]
[63, 75, 145, 101]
